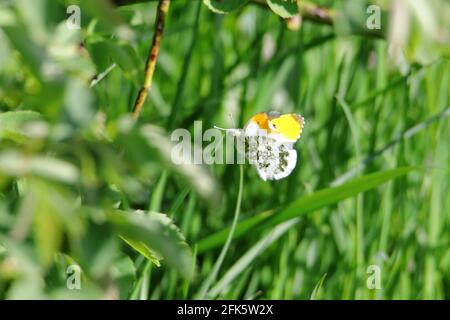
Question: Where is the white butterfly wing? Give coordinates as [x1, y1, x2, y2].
[246, 136, 297, 181]
[255, 147, 297, 181]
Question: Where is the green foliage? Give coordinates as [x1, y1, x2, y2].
[203, 0, 249, 14]
[197, 167, 414, 252]
[0, 0, 449, 300]
[266, 0, 298, 18]
[108, 210, 194, 279]
[0, 111, 41, 142]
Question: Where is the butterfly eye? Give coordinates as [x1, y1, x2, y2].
[268, 121, 277, 131]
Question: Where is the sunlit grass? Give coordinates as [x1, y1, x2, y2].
[0, 0, 449, 300]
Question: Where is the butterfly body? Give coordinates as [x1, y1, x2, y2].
[217, 111, 305, 181]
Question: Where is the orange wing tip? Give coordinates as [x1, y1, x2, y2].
[292, 114, 305, 125]
[294, 114, 305, 136]
[250, 112, 270, 130]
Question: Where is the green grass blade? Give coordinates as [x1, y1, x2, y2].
[195, 165, 244, 299]
[197, 167, 414, 252]
[208, 218, 299, 298]
[149, 170, 168, 212]
[310, 273, 327, 300]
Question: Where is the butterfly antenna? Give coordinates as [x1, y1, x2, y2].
[214, 114, 242, 137]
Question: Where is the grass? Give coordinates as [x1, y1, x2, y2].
[0, 0, 449, 300]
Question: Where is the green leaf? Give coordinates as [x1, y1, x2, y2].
[0, 235, 43, 279]
[0, 7, 16, 27]
[85, 40, 110, 72]
[266, 0, 298, 18]
[2, 26, 49, 80]
[30, 189, 64, 268]
[64, 80, 94, 126]
[107, 210, 194, 280]
[18, 179, 72, 269]
[310, 273, 327, 300]
[0, 151, 80, 184]
[196, 167, 414, 252]
[104, 41, 141, 83]
[0, 111, 42, 143]
[15, 0, 48, 42]
[49, 22, 96, 81]
[120, 235, 162, 267]
[203, 0, 249, 14]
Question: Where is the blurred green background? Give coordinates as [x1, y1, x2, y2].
[0, 0, 449, 299]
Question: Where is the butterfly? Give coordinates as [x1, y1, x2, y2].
[215, 111, 305, 181]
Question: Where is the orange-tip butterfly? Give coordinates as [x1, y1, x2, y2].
[215, 111, 305, 181]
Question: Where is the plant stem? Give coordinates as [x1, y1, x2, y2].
[195, 165, 244, 299]
[132, 0, 170, 119]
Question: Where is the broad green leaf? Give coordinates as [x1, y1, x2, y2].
[64, 80, 94, 126]
[0, 151, 80, 184]
[0, 7, 16, 27]
[15, 0, 48, 43]
[2, 26, 50, 80]
[197, 167, 414, 252]
[266, 0, 298, 18]
[107, 210, 194, 280]
[48, 22, 96, 81]
[29, 186, 64, 268]
[203, 0, 249, 14]
[0, 235, 43, 279]
[0, 111, 42, 142]
[15, 179, 74, 269]
[85, 40, 110, 72]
